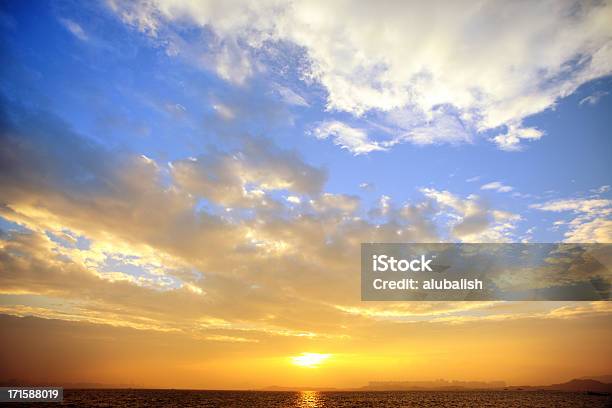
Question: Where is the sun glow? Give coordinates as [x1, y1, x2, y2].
[290, 352, 331, 368]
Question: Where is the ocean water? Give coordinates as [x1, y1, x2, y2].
[14, 389, 612, 407]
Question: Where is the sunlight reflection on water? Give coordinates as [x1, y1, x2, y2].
[297, 390, 322, 408]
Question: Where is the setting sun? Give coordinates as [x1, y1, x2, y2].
[290, 353, 331, 368]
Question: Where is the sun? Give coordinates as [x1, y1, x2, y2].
[290, 352, 331, 368]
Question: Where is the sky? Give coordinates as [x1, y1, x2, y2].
[0, 0, 611, 389]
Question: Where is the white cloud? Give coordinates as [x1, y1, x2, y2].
[109, 0, 612, 151]
[579, 90, 609, 106]
[274, 85, 309, 107]
[564, 218, 612, 242]
[421, 188, 521, 242]
[481, 181, 513, 193]
[380, 106, 473, 146]
[531, 198, 611, 214]
[286, 195, 301, 204]
[59, 18, 88, 41]
[369, 195, 392, 218]
[212, 103, 235, 120]
[591, 185, 611, 194]
[531, 198, 612, 242]
[170, 137, 326, 208]
[213, 39, 253, 85]
[491, 124, 544, 151]
[312, 121, 385, 155]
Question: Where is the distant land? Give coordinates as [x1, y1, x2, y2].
[262, 379, 505, 392]
[1, 376, 611, 393]
[361, 379, 506, 391]
[262, 376, 612, 393]
[508, 379, 612, 393]
[579, 375, 612, 383]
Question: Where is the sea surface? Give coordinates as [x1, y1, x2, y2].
[14, 389, 612, 407]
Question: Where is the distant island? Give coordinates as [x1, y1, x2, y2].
[360, 379, 505, 391]
[262, 376, 612, 393]
[509, 378, 612, 393]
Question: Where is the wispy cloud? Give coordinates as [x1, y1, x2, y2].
[491, 125, 544, 151]
[481, 181, 513, 193]
[531, 198, 612, 242]
[59, 18, 88, 41]
[273, 84, 309, 107]
[312, 121, 385, 155]
[591, 185, 611, 194]
[579, 91, 609, 106]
